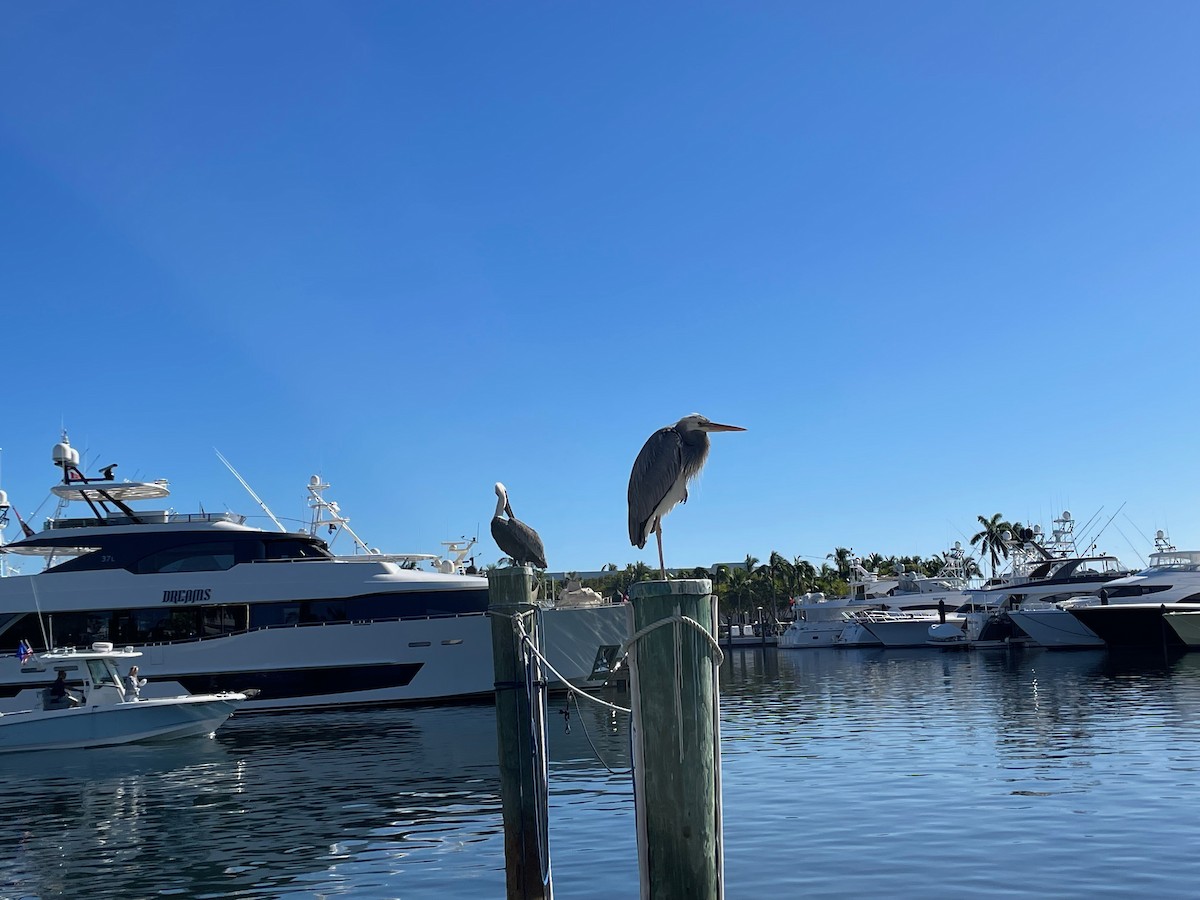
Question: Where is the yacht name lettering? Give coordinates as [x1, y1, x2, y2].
[162, 589, 212, 604]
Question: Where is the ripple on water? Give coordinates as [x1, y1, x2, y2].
[5, 650, 1200, 897]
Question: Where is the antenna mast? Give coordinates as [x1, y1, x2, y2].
[214, 449, 286, 532]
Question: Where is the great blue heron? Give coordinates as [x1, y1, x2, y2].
[490, 482, 547, 568]
[628, 414, 746, 580]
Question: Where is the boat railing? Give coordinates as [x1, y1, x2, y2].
[46, 511, 247, 530]
[72, 611, 491, 650]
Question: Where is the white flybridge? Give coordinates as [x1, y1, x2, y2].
[0, 437, 627, 713]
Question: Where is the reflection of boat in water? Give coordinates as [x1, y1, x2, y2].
[0, 697, 633, 899]
[0, 642, 243, 753]
[0, 438, 626, 712]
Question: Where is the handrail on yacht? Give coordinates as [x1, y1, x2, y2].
[68, 611, 492, 651]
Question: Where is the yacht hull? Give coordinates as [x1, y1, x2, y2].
[1007, 608, 1104, 649]
[0, 605, 630, 713]
[861, 615, 945, 648]
[1067, 605, 1185, 650]
[1164, 610, 1200, 647]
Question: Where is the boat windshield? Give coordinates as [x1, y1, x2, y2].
[87, 658, 121, 687]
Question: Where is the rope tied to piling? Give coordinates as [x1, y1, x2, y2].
[618, 613, 726, 668]
[497, 611, 635, 776]
[498, 611, 634, 715]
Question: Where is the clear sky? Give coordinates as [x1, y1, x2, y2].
[2, 3, 1198, 574]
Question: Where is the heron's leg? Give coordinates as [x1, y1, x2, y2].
[655, 522, 667, 581]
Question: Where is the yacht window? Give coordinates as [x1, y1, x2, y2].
[121, 608, 200, 643]
[136, 543, 237, 574]
[49, 611, 114, 649]
[0, 613, 22, 640]
[347, 590, 488, 619]
[304, 600, 347, 623]
[245, 590, 487, 628]
[200, 605, 249, 636]
[0, 613, 47, 654]
[262, 540, 332, 561]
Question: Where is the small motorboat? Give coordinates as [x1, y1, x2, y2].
[0, 642, 245, 754]
[926, 621, 970, 649]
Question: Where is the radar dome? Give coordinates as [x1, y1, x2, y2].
[1062, 510, 1071, 521]
[0, 489, 7, 508]
[1157, 530, 1165, 540]
[52, 441, 79, 467]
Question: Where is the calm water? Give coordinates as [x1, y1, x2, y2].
[4, 646, 1200, 898]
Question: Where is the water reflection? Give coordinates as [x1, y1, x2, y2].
[0, 697, 636, 899]
[8, 648, 1200, 898]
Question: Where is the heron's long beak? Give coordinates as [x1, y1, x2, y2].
[703, 422, 746, 432]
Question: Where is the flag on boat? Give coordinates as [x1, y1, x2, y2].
[17, 639, 33, 664]
[11, 505, 35, 539]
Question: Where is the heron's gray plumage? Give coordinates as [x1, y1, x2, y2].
[627, 425, 710, 548]
[490, 483, 547, 568]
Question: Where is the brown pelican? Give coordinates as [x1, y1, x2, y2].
[490, 482, 547, 568]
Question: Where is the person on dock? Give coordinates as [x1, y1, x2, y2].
[125, 665, 146, 700]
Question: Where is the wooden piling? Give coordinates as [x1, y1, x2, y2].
[488, 566, 553, 900]
[627, 578, 723, 900]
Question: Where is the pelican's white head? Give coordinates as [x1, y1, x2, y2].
[494, 482, 509, 517]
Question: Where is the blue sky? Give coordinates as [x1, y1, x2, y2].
[1, 3, 1198, 574]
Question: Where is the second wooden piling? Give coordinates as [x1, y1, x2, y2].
[627, 578, 723, 899]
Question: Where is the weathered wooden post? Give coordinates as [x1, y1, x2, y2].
[627, 578, 723, 900]
[488, 566, 553, 900]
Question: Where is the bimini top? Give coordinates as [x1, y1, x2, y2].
[50, 480, 171, 503]
[32, 642, 143, 664]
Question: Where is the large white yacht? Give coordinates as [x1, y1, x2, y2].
[1007, 536, 1189, 649]
[780, 549, 973, 649]
[1061, 541, 1200, 651]
[0, 439, 627, 713]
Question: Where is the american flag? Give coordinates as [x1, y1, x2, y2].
[17, 639, 33, 664]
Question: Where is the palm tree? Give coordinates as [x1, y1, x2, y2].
[792, 557, 817, 595]
[827, 547, 854, 580]
[970, 513, 1011, 577]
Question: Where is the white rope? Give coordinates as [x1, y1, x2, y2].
[492, 608, 726, 716]
[498, 611, 633, 715]
[617, 614, 726, 667]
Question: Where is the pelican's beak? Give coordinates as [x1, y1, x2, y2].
[703, 422, 746, 432]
